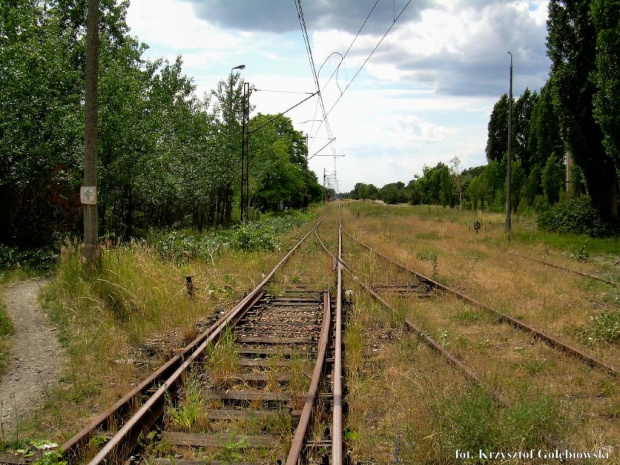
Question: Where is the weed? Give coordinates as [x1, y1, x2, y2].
[205, 330, 238, 388]
[215, 434, 250, 464]
[453, 309, 480, 323]
[166, 374, 204, 431]
[538, 197, 615, 237]
[0, 245, 57, 271]
[600, 379, 615, 397]
[570, 242, 590, 261]
[416, 231, 441, 240]
[438, 386, 562, 456]
[416, 250, 438, 278]
[593, 311, 620, 343]
[522, 358, 553, 375]
[475, 338, 491, 351]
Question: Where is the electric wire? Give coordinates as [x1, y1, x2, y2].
[326, 0, 412, 116]
[294, 0, 337, 156]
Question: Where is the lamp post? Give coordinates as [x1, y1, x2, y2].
[506, 52, 513, 235]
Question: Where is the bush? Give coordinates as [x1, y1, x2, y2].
[149, 210, 313, 263]
[537, 197, 614, 237]
[0, 244, 57, 270]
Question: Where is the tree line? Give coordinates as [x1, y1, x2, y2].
[0, 0, 323, 249]
[345, 0, 619, 231]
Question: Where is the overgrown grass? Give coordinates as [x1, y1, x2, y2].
[3, 208, 317, 445]
[436, 386, 563, 459]
[205, 329, 239, 389]
[165, 372, 206, 432]
[0, 298, 13, 377]
[340, 201, 618, 462]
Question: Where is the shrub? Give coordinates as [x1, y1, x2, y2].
[228, 223, 278, 252]
[537, 197, 614, 237]
[0, 244, 57, 270]
[149, 210, 313, 263]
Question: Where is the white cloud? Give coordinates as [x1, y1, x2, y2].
[126, 0, 242, 52]
[126, 0, 550, 193]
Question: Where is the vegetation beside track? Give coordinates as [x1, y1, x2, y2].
[0, 210, 318, 450]
[0, 298, 13, 379]
[339, 201, 619, 463]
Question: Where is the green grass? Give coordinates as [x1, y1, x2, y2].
[0, 299, 13, 377]
[511, 230, 620, 257]
[349, 200, 620, 258]
[435, 386, 563, 459]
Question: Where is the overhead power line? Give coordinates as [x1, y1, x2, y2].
[302, 0, 412, 146]
[294, 0, 337, 155]
[321, 0, 380, 94]
[326, 0, 412, 117]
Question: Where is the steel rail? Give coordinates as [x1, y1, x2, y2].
[341, 228, 619, 377]
[511, 251, 619, 288]
[62, 219, 323, 464]
[313, 228, 505, 405]
[285, 291, 332, 464]
[332, 210, 344, 465]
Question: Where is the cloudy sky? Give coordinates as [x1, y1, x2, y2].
[126, 0, 551, 193]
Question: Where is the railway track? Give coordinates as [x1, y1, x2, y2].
[340, 227, 618, 377]
[57, 220, 346, 465]
[328, 211, 618, 461]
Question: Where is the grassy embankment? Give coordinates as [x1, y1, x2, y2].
[0, 209, 321, 451]
[0, 296, 13, 379]
[339, 201, 619, 463]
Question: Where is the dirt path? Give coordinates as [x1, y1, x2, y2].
[0, 279, 62, 433]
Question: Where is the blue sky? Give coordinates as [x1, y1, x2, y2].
[126, 0, 551, 192]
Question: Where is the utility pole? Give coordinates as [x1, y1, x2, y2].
[506, 51, 513, 235]
[303, 134, 309, 212]
[82, 0, 100, 269]
[241, 82, 251, 222]
[323, 168, 327, 203]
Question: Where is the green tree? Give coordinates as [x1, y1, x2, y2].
[528, 82, 563, 174]
[513, 88, 538, 174]
[248, 114, 319, 211]
[485, 94, 509, 163]
[0, 1, 83, 247]
[542, 154, 564, 204]
[592, 0, 620, 173]
[547, 0, 619, 221]
[379, 182, 407, 204]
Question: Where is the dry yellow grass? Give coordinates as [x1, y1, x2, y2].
[338, 201, 619, 463]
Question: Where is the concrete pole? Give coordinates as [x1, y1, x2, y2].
[83, 0, 100, 270]
[506, 52, 513, 234]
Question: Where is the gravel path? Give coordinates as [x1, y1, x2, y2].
[0, 279, 62, 433]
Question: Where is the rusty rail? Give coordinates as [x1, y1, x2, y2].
[511, 251, 619, 288]
[62, 219, 323, 464]
[332, 210, 344, 465]
[285, 291, 332, 464]
[313, 227, 506, 406]
[342, 228, 618, 377]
